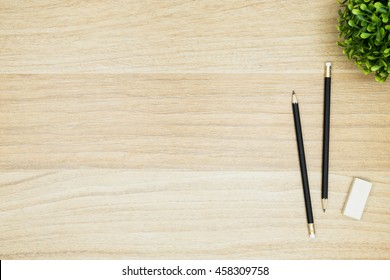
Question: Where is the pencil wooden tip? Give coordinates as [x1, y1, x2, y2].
[292, 91, 298, 104]
[322, 199, 328, 212]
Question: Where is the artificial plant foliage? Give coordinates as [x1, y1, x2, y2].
[338, 0, 390, 82]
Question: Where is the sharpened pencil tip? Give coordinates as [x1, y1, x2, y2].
[322, 199, 328, 213]
[292, 91, 298, 104]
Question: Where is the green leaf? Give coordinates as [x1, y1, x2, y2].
[363, 68, 371, 74]
[379, 59, 387, 67]
[337, 42, 346, 47]
[379, 72, 388, 78]
[367, 24, 376, 32]
[356, 14, 368, 23]
[380, 27, 385, 35]
[371, 14, 381, 25]
[360, 4, 371, 12]
[348, 20, 356, 27]
[348, 48, 355, 59]
[375, 75, 385, 82]
[376, 30, 382, 42]
[371, 65, 382, 71]
[374, 2, 388, 14]
[360, 32, 373, 38]
[379, 7, 388, 14]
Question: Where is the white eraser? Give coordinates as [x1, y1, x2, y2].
[343, 178, 372, 220]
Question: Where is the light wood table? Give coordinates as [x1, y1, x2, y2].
[1, 1, 389, 259]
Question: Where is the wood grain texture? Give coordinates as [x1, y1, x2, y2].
[1, 0, 347, 74]
[0, 0, 390, 259]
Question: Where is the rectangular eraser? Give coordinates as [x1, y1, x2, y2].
[343, 178, 372, 220]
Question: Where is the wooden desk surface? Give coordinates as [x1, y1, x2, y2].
[1, 1, 389, 259]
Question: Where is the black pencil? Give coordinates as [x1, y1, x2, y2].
[322, 62, 332, 212]
[292, 91, 315, 238]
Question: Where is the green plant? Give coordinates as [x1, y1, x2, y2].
[338, 0, 390, 82]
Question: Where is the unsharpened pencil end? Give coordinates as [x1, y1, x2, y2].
[292, 91, 298, 104]
[308, 223, 316, 239]
[325, 62, 332, 78]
